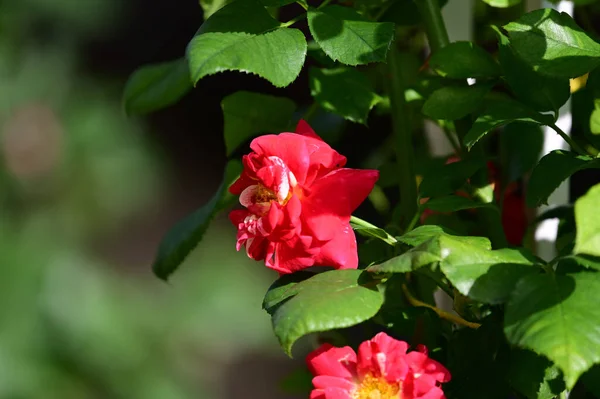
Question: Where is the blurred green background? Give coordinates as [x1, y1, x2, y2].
[0, 0, 306, 397]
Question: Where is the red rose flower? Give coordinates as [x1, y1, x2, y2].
[306, 332, 451, 399]
[229, 120, 379, 274]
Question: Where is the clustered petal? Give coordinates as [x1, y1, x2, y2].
[306, 332, 451, 399]
[229, 120, 379, 274]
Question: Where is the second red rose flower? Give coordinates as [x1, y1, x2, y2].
[229, 120, 379, 274]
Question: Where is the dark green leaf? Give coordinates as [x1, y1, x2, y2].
[198, 0, 279, 34]
[419, 158, 486, 198]
[557, 255, 600, 272]
[152, 160, 242, 280]
[122, 58, 191, 115]
[260, 0, 297, 5]
[422, 84, 493, 120]
[500, 122, 544, 183]
[262, 271, 314, 313]
[429, 41, 501, 79]
[309, 67, 381, 124]
[496, 27, 570, 112]
[574, 183, 600, 257]
[463, 97, 552, 150]
[200, 0, 233, 20]
[221, 91, 296, 155]
[266, 270, 384, 356]
[509, 349, 566, 399]
[505, 272, 600, 388]
[504, 8, 600, 78]
[307, 6, 394, 66]
[527, 150, 600, 207]
[445, 317, 511, 399]
[422, 195, 496, 213]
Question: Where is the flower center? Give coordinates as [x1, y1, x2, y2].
[354, 374, 401, 399]
[255, 184, 278, 204]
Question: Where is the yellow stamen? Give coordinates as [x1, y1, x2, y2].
[353, 374, 401, 399]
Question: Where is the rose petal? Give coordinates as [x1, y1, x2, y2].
[312, 376, 356, 391]
[307, 344, 358, 380]
[357, 333, 409, 382]
[303, 168, 379, 219]
[312, 221, 359, 270]
[406, 352, 451, 383]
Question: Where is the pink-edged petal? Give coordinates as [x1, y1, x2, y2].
[312, 376, 357, 391]
[312, 220, 359, 270]
[307, 344, 358, 380]
[357, 333, 409, 381]
[406, 352, 451, 383]
[303, 168, 379, 219]
[250, 133, 345, 185]
[409, 374, 447, 399]
[296, 119, 322, 140]
[310, 387, 354, 399]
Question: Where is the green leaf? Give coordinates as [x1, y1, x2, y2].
[152, 160, 242, 280]
[396, 225, 461, 247]
[350, 216, 397, 246]
[509, 349, 566, 399]
[590, 108, 600, 134]
[496, 27, 570, 112]
[221, 91, 296, 155]
[307, 5, 394, 66]
[367, 233, 493, 275]
[200, 0, 232, 20]
[500, 122, 544, 183]
[574, 183, 600, 257]
[429, 41, 501, 79]
[259, 0, 296, 5]
[505, 272, 600, 388]
[440, 246, 539, 304]
[422, 195, 496, 213]
[463, 97, 552, 150]
[419, 158, 486, 198]
[198, 0, 279, 34]
[188, 0, 306, 88]
[188, 29, 307, 88]
[504, 8, 600, 78]
[309, 67, 381, 124]
[265, 270, 384, 356]
[527, 150, 600, 207]
[262, 271, 314, 313]
[482, 0, 522, 7]
[122, 58, 191, 116]
[422, 84, 493, 120]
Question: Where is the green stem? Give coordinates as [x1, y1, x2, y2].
[550, 123, 590, 156]
[318, 0, 333, 9]
[280, 12, 307, 27]
[295, 0, 308, 10]
[302, 102, 319, 122]
[416, 0, 507, 247]
[389, 44, 419, 229]
[414, 0, 450, 52]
